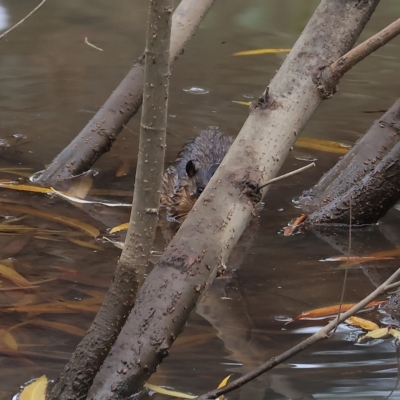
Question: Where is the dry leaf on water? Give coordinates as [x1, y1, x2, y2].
[217, 374, 232, 400]
[292, 300, 385, 321]
[345, 316, 379, 331]
[110, 222, 129, 233]
[19, 375, 47, 400]
[233, 48, 291, 56]
[0, 204, 99, 238]
[284, 214, 307, 236]
[0, 262, 34, 288]
[358, 327, 391, 342]
[144, 383, 196, 399]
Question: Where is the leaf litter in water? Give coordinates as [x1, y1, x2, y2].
[144, 375, 231, 400]
[0, 262, 34, 288]
[345, 316, 379, 331]
[292, 300, 386, 321]
[0, 203, 99, 238]
[233, 48, 291, 56]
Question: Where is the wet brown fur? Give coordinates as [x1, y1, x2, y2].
[161, 128, 234, 222]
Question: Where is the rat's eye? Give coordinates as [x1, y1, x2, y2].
[197, 187, 204, 197]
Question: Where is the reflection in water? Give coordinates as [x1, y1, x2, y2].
[1, 0, 400, 399]
[0, 2, 9, 32]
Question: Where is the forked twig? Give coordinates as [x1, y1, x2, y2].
[0, 0, 47, 41]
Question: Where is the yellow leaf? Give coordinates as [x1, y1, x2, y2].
[390, 328, 400, 340]
[359, 327, 390, 341]
[20, 375, 48, 400]
[0, 204, 99, 238]
[232, 101, 251, 106]
[233, 48, 291, 56]
[68, 237, 104, 251]
[296, 137, 350, 155]
[345, 316, 379, 331]
[217, 374, 232, 400]
[0, 262, 33, 287]
[0, 181, 54, 194]
[110, 223, 129, 234]
[0, 328, 18, 350]
[217, 375, 232, 389]
[144, 383, 196, 399]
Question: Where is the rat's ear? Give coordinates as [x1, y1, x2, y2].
[186, 160, 198, 178]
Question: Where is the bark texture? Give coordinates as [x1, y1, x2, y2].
[36, 0, 216, 186]
[47, 1, 172, 399]
[301, 98, 400, 210]
[86, 1, 380, 399]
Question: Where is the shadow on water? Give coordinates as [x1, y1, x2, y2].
[0, 0, 400, 399]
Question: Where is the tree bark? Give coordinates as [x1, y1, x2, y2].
[300, 98, 400, 212]
[47, 1, 173, 399]
[86, 1, 380, 398]
[299, 98, 400, 225]
[36, 0, 216, 186]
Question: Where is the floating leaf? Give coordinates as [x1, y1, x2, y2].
[293, 301, 385, 321]
[144, 383, 196, 399]
[233, 48, 291, 56]
[0, 168, 32, 178]
[0, 262, 33, 287]
[217, 374, 232, 400]
[345, 316, 379, 331]
[20, 375, 48, 400]
[358, 327, 391, 342]
[284, 214, 307, 236]
[389, 328, 400, 340]
[0, 204, 100, 238]
[296, 137, 350, 155]
[68, 237, 104, 251]
[110, 223, 129, 233]
[232, 101, 251, 106]
[0, 181, 54, 194]
[0, 328, 18, 350]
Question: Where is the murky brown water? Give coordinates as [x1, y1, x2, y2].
[1, 1, 400, 399]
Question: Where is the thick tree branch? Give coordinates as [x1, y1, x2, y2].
[36, 0, 216, 185]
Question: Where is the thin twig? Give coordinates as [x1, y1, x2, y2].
[196, 266, 400, 400]
[257, 162, 315, 191]
[331, 17, 400, 78]
[0, 0, 47, 41]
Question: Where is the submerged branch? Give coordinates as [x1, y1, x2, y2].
[197, 267, 400, 400]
